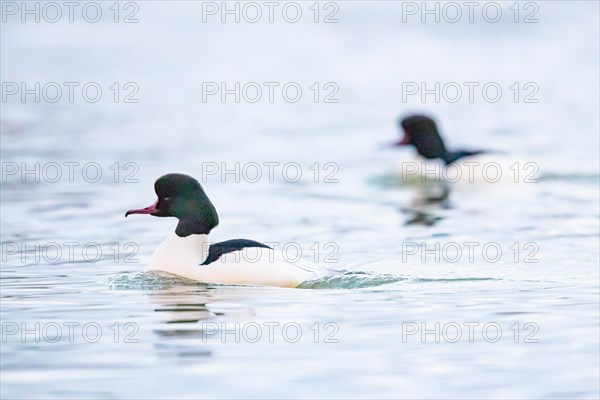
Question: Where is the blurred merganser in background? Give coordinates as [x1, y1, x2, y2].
[125, 174, 316, 288]
[392, 114, 523, 185]
[395, 115, 486, 165]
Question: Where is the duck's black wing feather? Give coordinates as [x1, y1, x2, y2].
[444, 150, 486, 165]
[201, 239, 272, 266]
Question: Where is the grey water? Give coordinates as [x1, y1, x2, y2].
[1, 1, 599, 399]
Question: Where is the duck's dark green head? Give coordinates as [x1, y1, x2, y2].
[396, 115, 448, 160]
[126, 173, 219, 237]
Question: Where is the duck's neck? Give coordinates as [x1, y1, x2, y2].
[148, 233, 209, 271]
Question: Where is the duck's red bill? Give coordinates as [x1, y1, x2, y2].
[125, 200, 158, 217]
[394, 135, 410, 146]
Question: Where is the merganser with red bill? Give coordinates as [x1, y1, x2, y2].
[125, 173, 316, 287]
[395, 115, 486, 165]
[388, 114, 520, 186]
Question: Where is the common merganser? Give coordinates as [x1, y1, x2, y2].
[391, 115, 526, 185]
[125, 174, 317, 288]
[394, 115, 485, 165]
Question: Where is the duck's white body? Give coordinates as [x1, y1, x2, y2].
[147, 233, 317, 288]
[395, 154, 537, 186]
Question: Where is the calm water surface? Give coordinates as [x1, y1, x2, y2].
[1, 2, 599, 399]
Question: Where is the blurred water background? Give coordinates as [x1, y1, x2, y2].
[1, 1, 599, 398]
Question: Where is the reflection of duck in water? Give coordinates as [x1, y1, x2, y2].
[144, 285, 257, 359]
[126, 174, 318, 288]
[401, 184, 450, 226]
[148, 285, 256, 325]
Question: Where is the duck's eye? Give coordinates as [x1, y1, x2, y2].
[164, 197, 171, 202]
